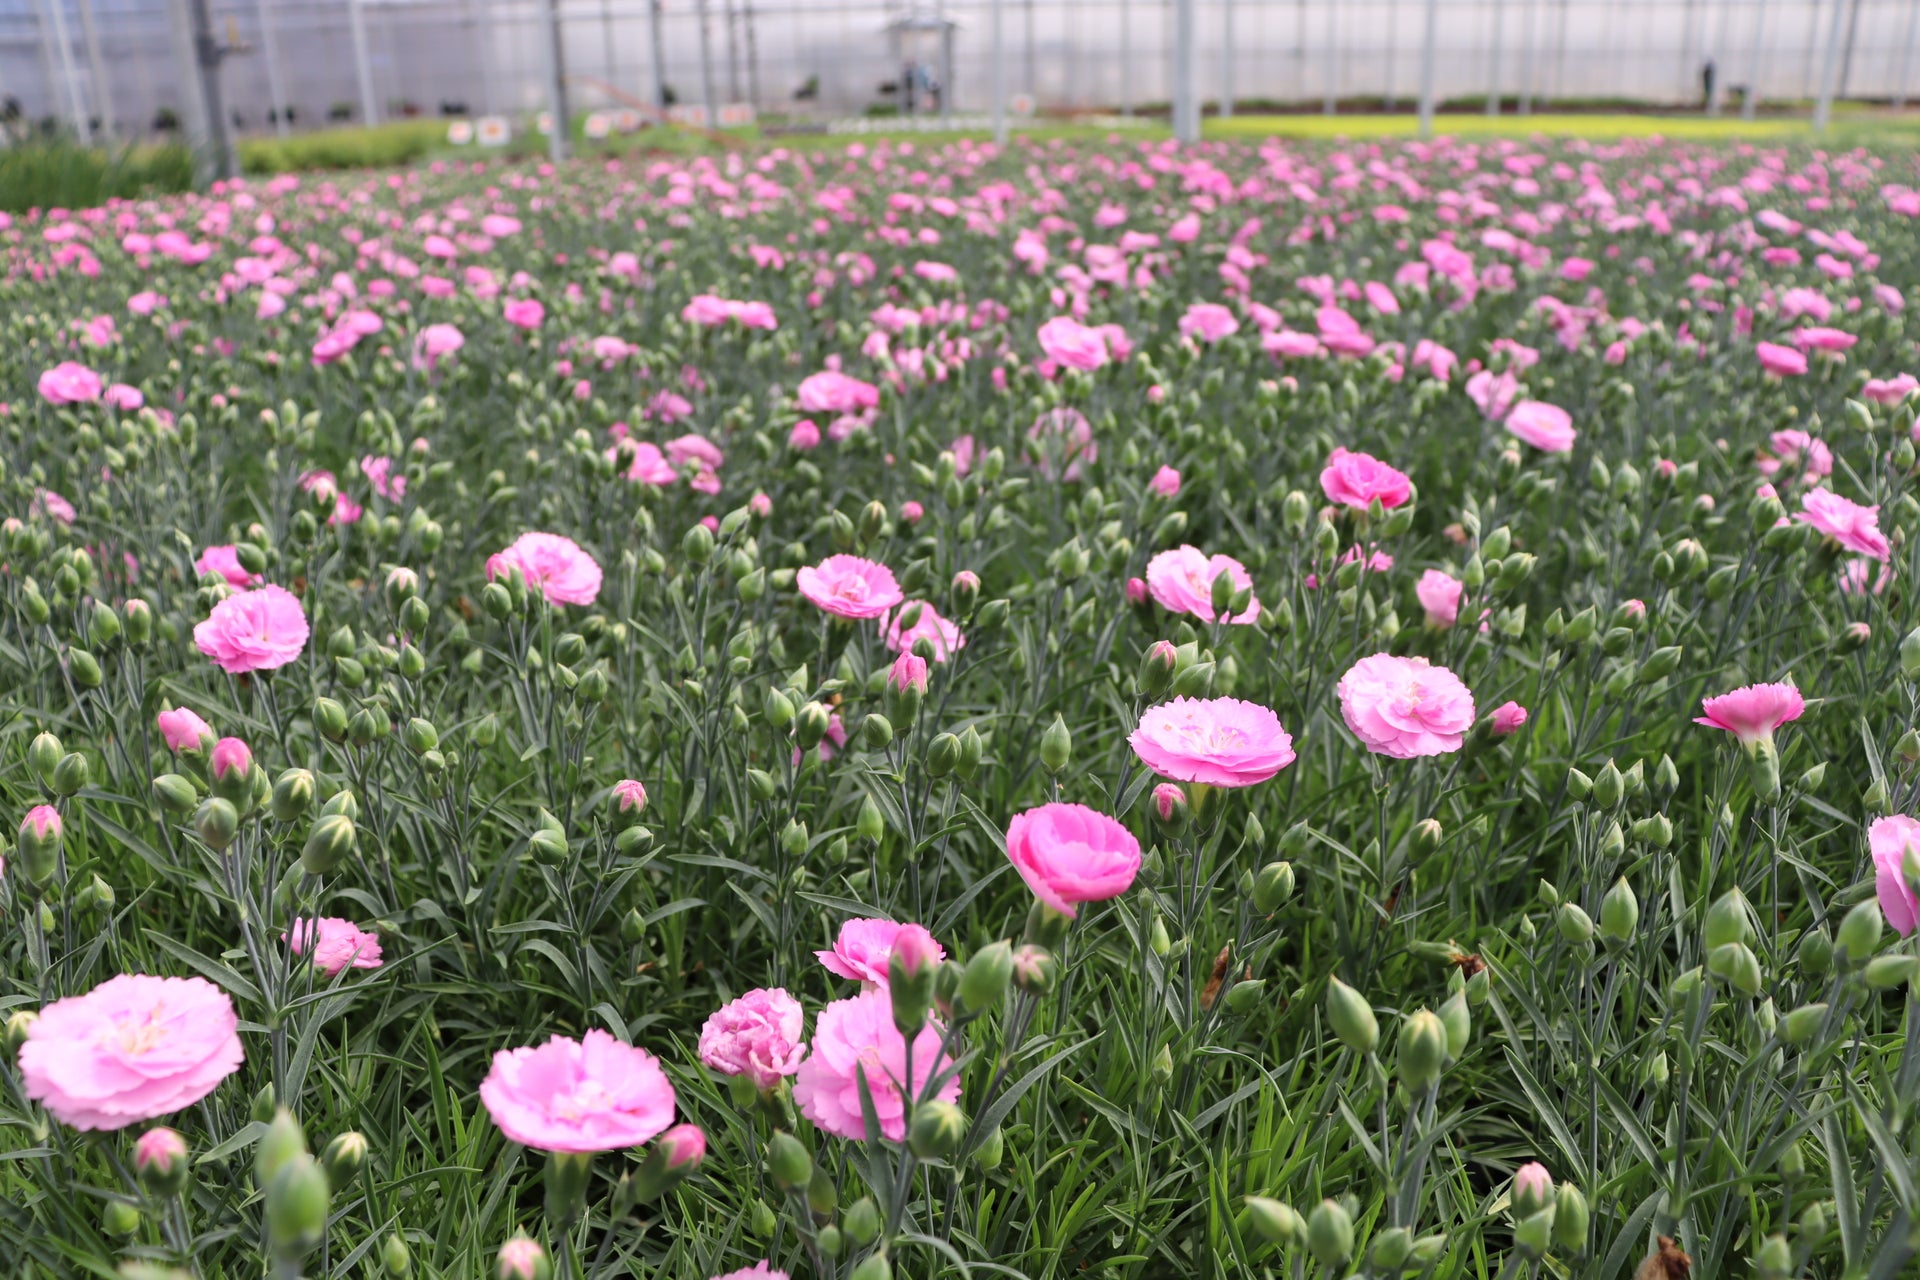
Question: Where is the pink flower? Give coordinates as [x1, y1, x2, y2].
[698, 988, 807, 1089]
[479, 1030, 676, 1152]
[889, 651, 929, 695]
[156, 707, 215, 752]
[1320, 448, 1412, 511]
[1144, 546, 1260, 624]
[1004, 802, 1143, 917]
[21, 804, 61, 842]
[1149, 466, 1182, 498]
[503, 298, 545, 330]
[712, 1265, 788, 1280]
[415, 323, 465, 366]
[1869, 815, 1920, 937]
[1416, 569, 1464, 628]
[1036, 316, 1111, 371]
[666, 434, 725, 473]
[1794, 325, 1856, 352]
[793, 989, 959, 1142]
[1505, 401, 1577, 453]
[613, 779, 648, 818]
[788, 419, 822, 450]
[1795, 489, 1891, 561]
[610, 440, 678, 485]
[1862, 373, 1918, 406]
[361, 455, 407, 501]
[193, 585, 310, 674]
[1129, 697, 1296, 787]
[881, 599, 966, 660]
[797, 555, 903, 620]
[817, 918, 945, 985]
[31, 489, 76, 524]
[103, 383, 144, 411]
[796, 370, 880, 415]
[19, 974, 244, 1131]
[499, 1238, 548, 1280]
[134, 1126, 188, 1177]
[1179, 303, 1240, 343]
[38, 361, 103, 405]
[285, 918, 384, 974]
[1490, 701, 1529, 735]
[487, 532, 604, 606]
[209, 737, 252, 783]
[1755, 430, 1833, 481]
[1513, 1162, 1555, 1212]
[1026, 408, 1098, 481]
[194, 545, 260, 588]
[1694, 681, 1804, 747]
[1755, 341, 1808, 377]
[1336, 653, 1477, 758]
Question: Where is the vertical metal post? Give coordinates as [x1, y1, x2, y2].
[1172, 0, 1196, 141]
[696, 0, 717, 127]
[39, 0, 92, 141]
[723, 0, 741, 103]
[256, 0, 292, 137]
[601, 0, 619, 91]
[1118, 0, 1131, 116]
[649, 0, 668, 113]
[1322, 0, 1337, 114]
[166, 0, 207, 152]
[744, 0, 761, 110]
[1220, 0, 1232, 119]
[1837, 0, 1863, 99]
[992, 0, 1007, 140]
[1517, 0, 1537, 114]
[74, 0, 113, 136]
[1743, 0, 1768, 120]
[1024, 0, 1034, 102]
[543, 0, 570, 158]
[345, 0, 379, 124]
[1896, 0, 1919, 110]
[1417, 0, 1438, 135]
[1487, 0, 1503, 115]
[185, 0, 234, 178]
[1811, 0, 1849, 133]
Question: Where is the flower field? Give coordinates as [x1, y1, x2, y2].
[3, 133, 1920, 1280]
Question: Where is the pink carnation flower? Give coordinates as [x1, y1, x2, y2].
[1320, 448, 1412, 511]
[816, 918, 945, 985]
[1129, 697, 1297, 787]
[1144, 546, 1261, 625]
[19, 974, 244, 1130]
[1336, 653, 1477, 758]
[38, 361, 103, 405]
[194, 544, 261, 588]
[1694, 681, 1804, 747]
[796, 370, 880, 415]
[797, 555, 903, 620]
[611, 440, 678, 485]
[1795, 489, 1891, 561]
[193, 585, 310, 674]
[503, 298, 545, 330]
[697, 988, 808, 1089]
[1149, 465, 1181, 498]
[881, 599, 966, 661]
[1870, 815, 1920, 937]
[1004, 802, 1143, 918]
[1861, 373, 1918, 406]
[1755, 341, 1808, 377]
[1504, 401, 1577, 453]
[712, 1265, 788, 1280]
[1754, 430, 1833, 482]
[487, 532, 604, 606]
[285, 918, 384, 974]
[792, 989, 959, 1141]
[1036, 315, 1112, 371]
[1490, 701, 1529, 735]
[1415, 569, 1464, 628]
[479, 1029, 676, 1152]
[1178, 303, 1240, 343]
[1026, 407, 1099, 481]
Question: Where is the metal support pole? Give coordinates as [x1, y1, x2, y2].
[255, 0, 291, 137]
[723, 0, 741, 103]
[1897, 0, 1918, 110]
[602, 0, 619, 91]
[185, 0, 234, 179]
[1172, 0, 1196, 141]
[1743, 0, 1768, 121]
[74, 0, 113, 136]
[1517, 0, 1538, 114]
[543, 0, 570, 159]
[1417, 0, 1438, 136]
[1811, 0, 1849, 134]
[744, 0, 761, 110]
[38, 0, 92, 142]
[345, 0, 379, 124]
[649, 0, 668, 113]
[696, 0, 717, 127]
[166, 0, 207, 151]
[1837, 0, 1863, 100]
[1023, 0, 1034, 101]
[1118, 0, 1131, 116]
[1322, 0, 1338, 115]
[991, 0, 1006, 141]
[1219, 0, 1232, 119]
[1487, 0, 1503, 115]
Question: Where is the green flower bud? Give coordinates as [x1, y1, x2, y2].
[767, 1131, 812, 1190]
[1253, 861, 1295, 913]
[908, 1100, 967, 1160]
[808, 1164, 838, 1215]
[382, 1234, 413, 1277]
[271, 769, 315, 822]
[193, 797, 240, 852]
[1836, 899, 1884, 964]
[1798, 925, 1834, 977]
[1592, 759, 1624, 810]
[1863, 954, 1919, 990]
[1754, 1233, 1792, 1280]
[1781, 1003, 1830, 1047]
[1513, 1208, 1555, 1257]
[1437, 989, 1472, 1059]
[321, 1131, 367, 1185]
[1325, 976, 1378, 1055]
[257, 1107, 308, 1184]
[153, 772, 198, 814]
[1039, 713, 1072, 773]
[1556, 901, 1595, 944]
[1707, 941, 1764, 995]
[1704, 888, 1752, 950]
[1599, 878, 1640, 944]
[844, 1196, 882, 1245]
[301, 813, 357, 874]
[1305, 1199, 1354, 1268]
[1398, 1009, 1448, 1091]
[1554, 1184, 1589, 1254]
[103, 1199, 140, 1236]
[1244, 1196, 1303, 1247]
[961, 939, 1014, 1011]
[847, 1251, 892, 1280]
[1370, 1226, 1413, 1272]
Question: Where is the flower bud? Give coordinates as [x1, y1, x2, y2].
[1325, 976, 1378, 1055]
[103, 1200, 140, 1236]
[1151, 782, 1190, 835]
[1039, 714, 1072, 773]
[271, 768, 315, 822]
[382, 1234, 413, 1277]
[1707, 941, 1764, 995]
[926, 731, 961, 777]
[496, 1234, 551, 1280]
[960, 938, 1014, 1012]
[313, 696, 349, 742]
[1703, 888, 1752, 950]
[265, 1151, 330, 1257]
[1554, 1184, 1589, 1254]
[1011, 943, 1057, 994]
[1513, 1208, 1555, 1257]
[848, 1252, 892, 1280]
[1244, 1197, 1303, 1247]
[908, 1100, 967, 1160]
[1836, 899, 1884, 964]
[1863, 953, 1919, 990]
[1398, 1009, 1448, 1091]
[795, 701, 832, 751]
[135, 1127, 190, 1198]
[1591, 759, 1624, 810]
[1599, 877, 1639, 944]
[1754, 1233, 1792, 1280]
[193, 797, 240, 852]
[767, 1130, 812, 1190]
[844, 1196, 882, 1245]
[630, 1123, 706, 1203]
[1371, 1226, 1413, 1272]
[1781, 1002, 1830, 1047]
[1253, 861, 1294, 913]
[301, 812, 357, 874]
[1138, 640, 1178, 698]
[321, 1131, 368, 1185]
[1305, 1199, 1354, 1268]
[1511, 1162, 1554, 1217]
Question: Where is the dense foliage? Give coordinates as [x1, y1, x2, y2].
[3, 134, 1920, 1280]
